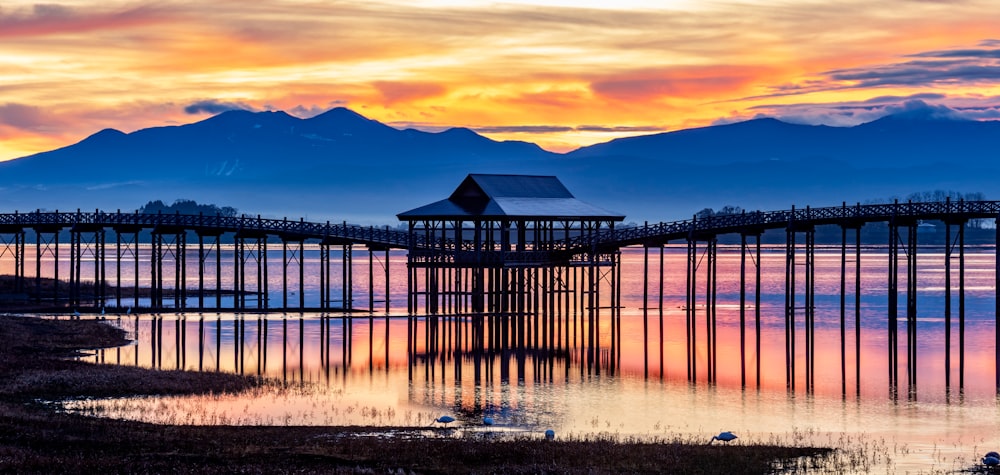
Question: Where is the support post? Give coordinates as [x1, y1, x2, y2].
[740, 233, 747, 388]
[946, 221, 952, 388]
[840, 223, 847, 396]
[643, 242, 649, 378]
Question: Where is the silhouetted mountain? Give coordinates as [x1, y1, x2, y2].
[0, 108, 558, 221]
[1, 106, 998, 224]
[568, 113, 1000, 169]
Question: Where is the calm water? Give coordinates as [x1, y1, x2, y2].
[39, 245, 1000, 472]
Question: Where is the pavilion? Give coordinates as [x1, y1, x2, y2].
[397, 174, 624, 315]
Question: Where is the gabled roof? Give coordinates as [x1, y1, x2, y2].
[398, 174, 624, 221]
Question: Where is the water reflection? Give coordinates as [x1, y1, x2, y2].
[72, 246, 1000, 471]
[97, 306, 999, 405]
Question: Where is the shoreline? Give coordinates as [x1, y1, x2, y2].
[0, 315, 834, 474]
[0, 274, 258, 311]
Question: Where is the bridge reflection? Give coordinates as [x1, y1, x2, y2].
[95, 312, 621, 385]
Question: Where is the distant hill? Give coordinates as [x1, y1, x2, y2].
[0, 105, 998, 224]
[0, 108, 557, 222]
[558, 112, 1000, 222]
[568, 114, 1000, 168]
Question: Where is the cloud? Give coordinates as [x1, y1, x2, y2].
[910, 48, 1000, 59]
[743, 95, 1000, 127]
[470, 124, 666, 134]
[373, 81, 446, 105]
[84, 180, 145, 191]
[861, 93, 947, 103]
[0, 103, 53, 130]
[183, 100, 256, 115]
[388, 122, 664, 135]
[590, 67, 760, 102]
[289, 104, 333, 118]
[472, 125, 574, 134]
[879, 99, 964, 120]
[0, 3, 171, 39]
[576, 125, 665, 133]
[826, 62, 1000, 88]
[754, 43, 1000, 99]
[8, 1, 1000, 161]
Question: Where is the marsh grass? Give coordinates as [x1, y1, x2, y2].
[0, 314, 868, 474]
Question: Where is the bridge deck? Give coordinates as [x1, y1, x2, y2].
[0, 199, 997, 253]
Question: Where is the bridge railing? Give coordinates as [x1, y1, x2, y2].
[568, 199, 1000, 250]
[0, 210, 418, 249]
[4, 199, 1000, 253]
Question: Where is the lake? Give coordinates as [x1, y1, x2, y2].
[53, 244, 1000, 472]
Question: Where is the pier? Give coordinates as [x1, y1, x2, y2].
[2, 176, 1000, 395]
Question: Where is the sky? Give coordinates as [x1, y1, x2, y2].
[3, 0, 1000, 162]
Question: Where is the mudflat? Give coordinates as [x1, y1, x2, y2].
[0, 315, 831, 474]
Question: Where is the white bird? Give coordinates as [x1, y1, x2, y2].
[126, 306, 132, 315]
[544, 429, 555, 440]
[73, 309, 80, 318]
[710, 431, 738, 444]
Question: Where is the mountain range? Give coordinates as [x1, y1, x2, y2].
[2, 105, 997, 225]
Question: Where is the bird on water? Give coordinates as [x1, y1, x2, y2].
[983, 451, 1000, 467]
[709, 431, 738, 444]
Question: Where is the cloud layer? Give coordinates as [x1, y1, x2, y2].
[2, 0, 1000, 159]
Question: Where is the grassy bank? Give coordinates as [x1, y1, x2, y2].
[0, 315, 833, 474]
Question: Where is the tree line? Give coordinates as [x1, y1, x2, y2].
[137, 199, 238, 217]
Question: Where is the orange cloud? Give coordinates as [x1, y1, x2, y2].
[5, 0, 1000, 162]
[0, 3, 173, 39]
[373, 81, 447, 105]
[0, 103, 55, 131]
[590, 66, 767, 103]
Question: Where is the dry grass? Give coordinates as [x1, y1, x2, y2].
[0, 315, 835, 474]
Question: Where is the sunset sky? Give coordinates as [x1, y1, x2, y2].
[3, 0, 1000, 161]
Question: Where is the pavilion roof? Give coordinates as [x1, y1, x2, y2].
[397, 174, 625, 221]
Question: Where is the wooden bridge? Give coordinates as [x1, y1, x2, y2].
[0, 209, 409, 311]
[2, 195, 999, 395]
[0, 198, 996, 311]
